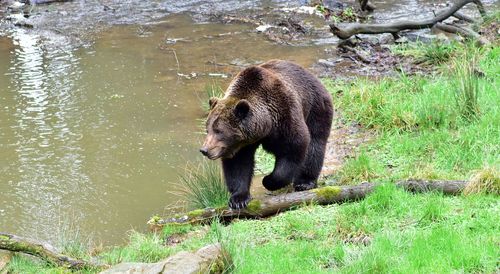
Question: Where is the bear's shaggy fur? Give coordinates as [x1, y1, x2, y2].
[201, 60, 333, 209]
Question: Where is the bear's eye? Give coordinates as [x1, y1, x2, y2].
[213, 128, 221, 134]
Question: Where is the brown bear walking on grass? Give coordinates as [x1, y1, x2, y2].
[200, 60, 333, 209]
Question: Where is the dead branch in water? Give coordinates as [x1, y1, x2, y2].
[330, 0, 486, 39]
[0, 233, 106, 270]
[150, 180, 470, 228]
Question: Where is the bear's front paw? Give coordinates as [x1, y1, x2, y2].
[294, 181, 317, 191]
[263, 175, 289, 191]
[228, 193, 251, 210]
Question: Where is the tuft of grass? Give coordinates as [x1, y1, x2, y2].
[100, 231, 171, 265]
[452, 45, 481, 122]
[391, 41, 457, 65]
[162, 224, 195, 238]
[179, 160, 230, 209]
[421, 41, 457, 64]
[464, 167, 500, 195]
[55, 220, 94, 261]
[337, 151, 382, 184]
[419, 193, 448, 224]
[201, 83, 224, 111]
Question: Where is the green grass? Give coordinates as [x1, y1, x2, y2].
[201, 82, 224, 111]
[325, 45, 499, 183]
[452, 45, 481, 121]
[220, 184, 499, 273]
[392, 41, 458, 65]
[99, 224, 217, 266]
[178, 160, 230, 209]
[337, 151, 383, 184]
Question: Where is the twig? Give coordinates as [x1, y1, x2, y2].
[171, 49, 180, 72]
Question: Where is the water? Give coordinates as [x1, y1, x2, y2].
[0, 14, 326, 244]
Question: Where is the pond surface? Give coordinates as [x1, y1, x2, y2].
[0, 14, 326, 245]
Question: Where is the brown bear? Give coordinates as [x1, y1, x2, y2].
[200, 59, 333, 209]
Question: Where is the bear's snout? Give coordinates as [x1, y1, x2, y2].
[199, 147, 209, 157]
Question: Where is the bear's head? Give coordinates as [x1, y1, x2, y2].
[200, 96, 270, 160]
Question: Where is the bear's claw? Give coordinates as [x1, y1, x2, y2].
[228, 193, 251, 210]
[294, 181, 317, 191]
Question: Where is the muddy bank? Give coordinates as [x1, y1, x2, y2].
[1, 0, 496, 76]
[0, 0, 305, 48]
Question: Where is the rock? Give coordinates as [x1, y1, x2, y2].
[256, 24, 272, 32]
[162, 244, 223, 274]
[281, 6, 322, 17]
[317, 59, 336, 67]
[100, 244, 223, 274]
[394, 36, 409, 44]
[7, 1, 25, 12]
[0, 251, 12, 272]
[100, 262, 161, 274]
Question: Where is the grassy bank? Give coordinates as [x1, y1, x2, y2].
[325, 44, 499, 184]
[5, 41, 499, 274]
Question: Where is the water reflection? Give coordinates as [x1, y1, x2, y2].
[1, 28, 102, 242]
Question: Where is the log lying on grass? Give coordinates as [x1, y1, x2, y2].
[396, 179, 468, 194]
[330, 0, 486, 39]
[150, 180, 470, 228]
[0, 233, 106, 270]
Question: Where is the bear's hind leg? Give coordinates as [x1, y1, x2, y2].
[294, 136, 328, 191]
[294, 102, 332, 191]
[262, 157, 300, 191]
[222, 143, 259, 209]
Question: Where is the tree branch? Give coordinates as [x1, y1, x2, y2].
[330, 0, 486, 39]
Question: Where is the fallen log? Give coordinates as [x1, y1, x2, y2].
[396, 179, 468, 194]
[0, 233, 106, 270]
[330, 0, 486, 39]
[150, 179, 470, 228]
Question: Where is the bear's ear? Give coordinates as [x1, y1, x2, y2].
[234, 99, 250, 120]
[209, 97, 218, 110]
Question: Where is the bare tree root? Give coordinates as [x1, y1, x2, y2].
[330, 0, 486, 39]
